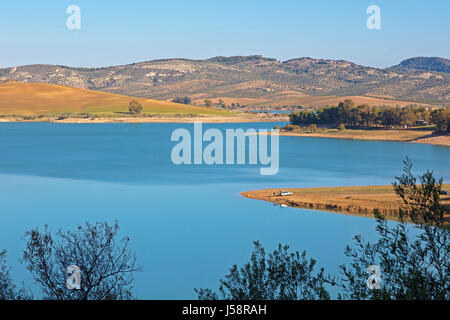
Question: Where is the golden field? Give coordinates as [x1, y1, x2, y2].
[192, 91, 425, 108]
[0, 81, 231, 116]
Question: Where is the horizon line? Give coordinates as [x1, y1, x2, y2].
[1, 55, 448, 71]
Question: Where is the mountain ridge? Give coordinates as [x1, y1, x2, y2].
[1, 56, 448, 106]
[390, 57, 450, 74]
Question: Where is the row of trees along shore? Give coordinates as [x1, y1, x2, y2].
[289, 99, 450, 134]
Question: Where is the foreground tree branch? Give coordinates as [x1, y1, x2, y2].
[22, 221, 142, 300]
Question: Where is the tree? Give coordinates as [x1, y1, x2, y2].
[337, 158, 449, 300]
[172, 97, 192, 105]
[204, 100, 213, 108]
[183, 97, 192, 105]
[195, 241, 329, 300]
[431, 109, 450, 134]
[0, 250, 30, 300]
[289, 101, 433, 129]
[357, 104, 371, 126]
[342, 99, 355, 109]
[307, 124, 318, 132]
[379, 108, 396, 127]
[128, 100, 143, 115]
[22, 221, 141, 300]
[336, 99, 354, 125]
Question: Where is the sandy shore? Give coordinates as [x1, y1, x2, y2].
[261, 129, 450, 147]
[0, 114, 289, 124]
[241, 185, 450, 223]
[2, 115, 448, 147]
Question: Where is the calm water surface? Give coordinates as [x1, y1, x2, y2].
[0, 122, 449, 299]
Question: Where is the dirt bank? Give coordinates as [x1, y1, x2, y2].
[241, 185, 450, 223]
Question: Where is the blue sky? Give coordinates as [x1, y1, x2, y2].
[0, 0, 448, 68]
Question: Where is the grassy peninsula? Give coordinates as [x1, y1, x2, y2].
[241, 184, 450, 224]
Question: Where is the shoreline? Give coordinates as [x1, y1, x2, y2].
[241, 185, 450, 223]
[263, 129, 450, 147]
[0, 114, 289, 124]
[2, 115, 449, 147]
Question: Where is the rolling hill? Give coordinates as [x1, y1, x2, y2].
[0, 56, 449, 106]
[0, 81, 229, 116]
[390, 57, 450, 73]
[195, 92, 423, 108]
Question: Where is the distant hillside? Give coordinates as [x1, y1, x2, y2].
[0, 56, 449, 106]
[0, 81, 228, 115]
[390, 57, 450, 73]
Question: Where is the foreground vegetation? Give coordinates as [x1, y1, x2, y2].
[1, 222, 141, 300]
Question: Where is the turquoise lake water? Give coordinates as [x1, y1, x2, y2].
[0, 122, 449, 299]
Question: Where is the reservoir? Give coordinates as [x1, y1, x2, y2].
[0, 122, 449, 299]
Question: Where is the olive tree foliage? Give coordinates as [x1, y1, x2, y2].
[128, 100, 143, 115]
[0, 250, 31, 300]
[195, 241, 330, 300]
[172, 96, 192, 105]
[22, 221, 141, 300]
[0, 250, 17, 300]
[337, 158, 449, 300]
[431, 108, 450, 134]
